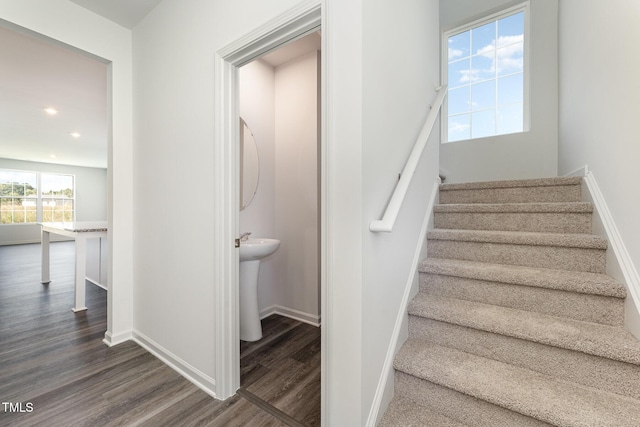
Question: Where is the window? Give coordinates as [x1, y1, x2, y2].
[41, 173, 75, 222]
[0, 169, 75, 225]
[444, 4, 528, 142]
[0, 171, 37, 224]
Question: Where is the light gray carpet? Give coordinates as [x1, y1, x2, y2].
[379, 176, 640, 427]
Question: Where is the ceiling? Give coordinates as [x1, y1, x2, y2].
[0, 24, 108, 169]
[0, 2, 160, 170]
[261, 32, 321, 68]
[69, 0, 163, 29]
[0, 3, 319, 170]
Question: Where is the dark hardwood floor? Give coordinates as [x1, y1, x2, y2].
[0, 242, 320, 426]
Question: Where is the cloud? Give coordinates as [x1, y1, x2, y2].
[449, 121, 470, 133]
[457, 69, 480, 84]
[450, 34, 523, 85]
[448, 47, 464, 59]
[475, 35, 524, 75]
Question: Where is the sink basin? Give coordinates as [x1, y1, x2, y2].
[239, 237, 281, 341]
[239, 238, 280, 262]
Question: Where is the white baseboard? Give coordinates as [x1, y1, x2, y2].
[0, 236, 73, 246]
[86, 277, 107, 290]
[132, 330, 218, 399]
[260, 304, 321, 327]
[576, 167, 640, 340]
[366, 178, 441, 427]
[103, 329, 132, 347]
[564, 165, 589, 177]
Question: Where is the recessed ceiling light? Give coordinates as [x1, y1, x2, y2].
[50, 154, 57, 159]
[44, 107, 58, 115]
[70, 132, 81, 138]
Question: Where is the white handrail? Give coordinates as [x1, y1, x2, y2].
[369, 85, 448, 232]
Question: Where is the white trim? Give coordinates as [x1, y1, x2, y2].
[260, 304, 321, 327]
[213, 53, 240, 401]
[564, 165, 588, 177]
[0, 236, 72, 246]
[218, 1, 321, 67]
[580, 168, 640, 340]
[213, 0, 322, 401]
[366, 178, 441, 427]
[132, 330, 217, 398]
[86, 277, 107, 291]
[102, 329, 132, 347]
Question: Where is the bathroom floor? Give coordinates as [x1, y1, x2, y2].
[0, 242, 321, 426]
[240, 315, 321, 427]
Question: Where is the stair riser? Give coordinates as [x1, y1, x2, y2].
[439, 185, 581, 204]
[393, 371, 552, 427]
[420, 273, 624, 326]
[427, 240, 606, 273]
[408, 316, 640, 401]
[433, 211, 592, 234]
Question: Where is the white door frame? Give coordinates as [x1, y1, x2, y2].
[212, 0, 322, 401]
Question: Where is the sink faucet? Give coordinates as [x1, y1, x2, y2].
[240, 232, 252, 242]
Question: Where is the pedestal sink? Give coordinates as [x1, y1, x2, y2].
[239, 238, 280, 341]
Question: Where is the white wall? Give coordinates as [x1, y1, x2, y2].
[239, 59, 277, 315]
[360, 0, 440, 422]
[439, 0, 559, 183]
[323, 0, 364, 423]
[131, 0, 306, 396]
[558, 0, 640, 322]
[274, 51, 320, 323]
[241, 51, 320, 325]
[0, 158, 107, 245]
[0, 0, 134, 344]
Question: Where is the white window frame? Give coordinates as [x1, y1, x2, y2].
[0, 168, 76, 225]
[0, 169, 38, 224]
[40, 172, 76, 223]
[441, 1, 531, 143]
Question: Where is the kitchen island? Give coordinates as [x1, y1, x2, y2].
[40, 221, 107, 312]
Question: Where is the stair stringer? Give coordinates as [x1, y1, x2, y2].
[367, 178, 441, 427]
[574, 166, 640, 340]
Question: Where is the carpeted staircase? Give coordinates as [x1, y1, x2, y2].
[379, 176, 640, 426]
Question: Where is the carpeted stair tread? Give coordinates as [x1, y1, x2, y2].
[408, 293, 640, 365]
[394, 340, 640, 427]
[383, 175, 640, 424]
[419, 258, 626, 298]
[439, 177, 582, 204]
[439, 176, 582, 191]
[433, 202, 593, 213]
[393, 371, 553, 427]
[427, 228, 608, 249]
[408, 316, 640, 401]
[378, 395, 467, 427]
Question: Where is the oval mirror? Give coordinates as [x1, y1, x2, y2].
[240, 118, 259, 210]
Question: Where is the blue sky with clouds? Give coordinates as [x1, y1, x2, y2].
[447, 12, 524, 141]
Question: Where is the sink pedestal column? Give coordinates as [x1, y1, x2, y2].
[239, 259, 262, 341]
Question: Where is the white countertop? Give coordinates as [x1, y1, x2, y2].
[39, 221, 108, 233]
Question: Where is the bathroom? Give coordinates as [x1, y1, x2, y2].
[238, 32, 321, 340]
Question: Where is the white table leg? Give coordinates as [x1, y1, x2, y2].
[41, 228, 50, 284]
[72, 235, 88, 312]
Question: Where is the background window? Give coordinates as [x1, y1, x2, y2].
[0, 169, 75, 224]
[41, 173, 75, 222]
[444, 7, 527, 142]
[0, 171, 37, 224]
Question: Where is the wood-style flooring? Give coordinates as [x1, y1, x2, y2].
[0, 242, 320, 426]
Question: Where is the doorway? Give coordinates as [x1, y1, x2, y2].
[238, 32, 321, 333]
[236, 31, 322, 425]
[0, 16, 129, 348]
[212, 0, 322, 405]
